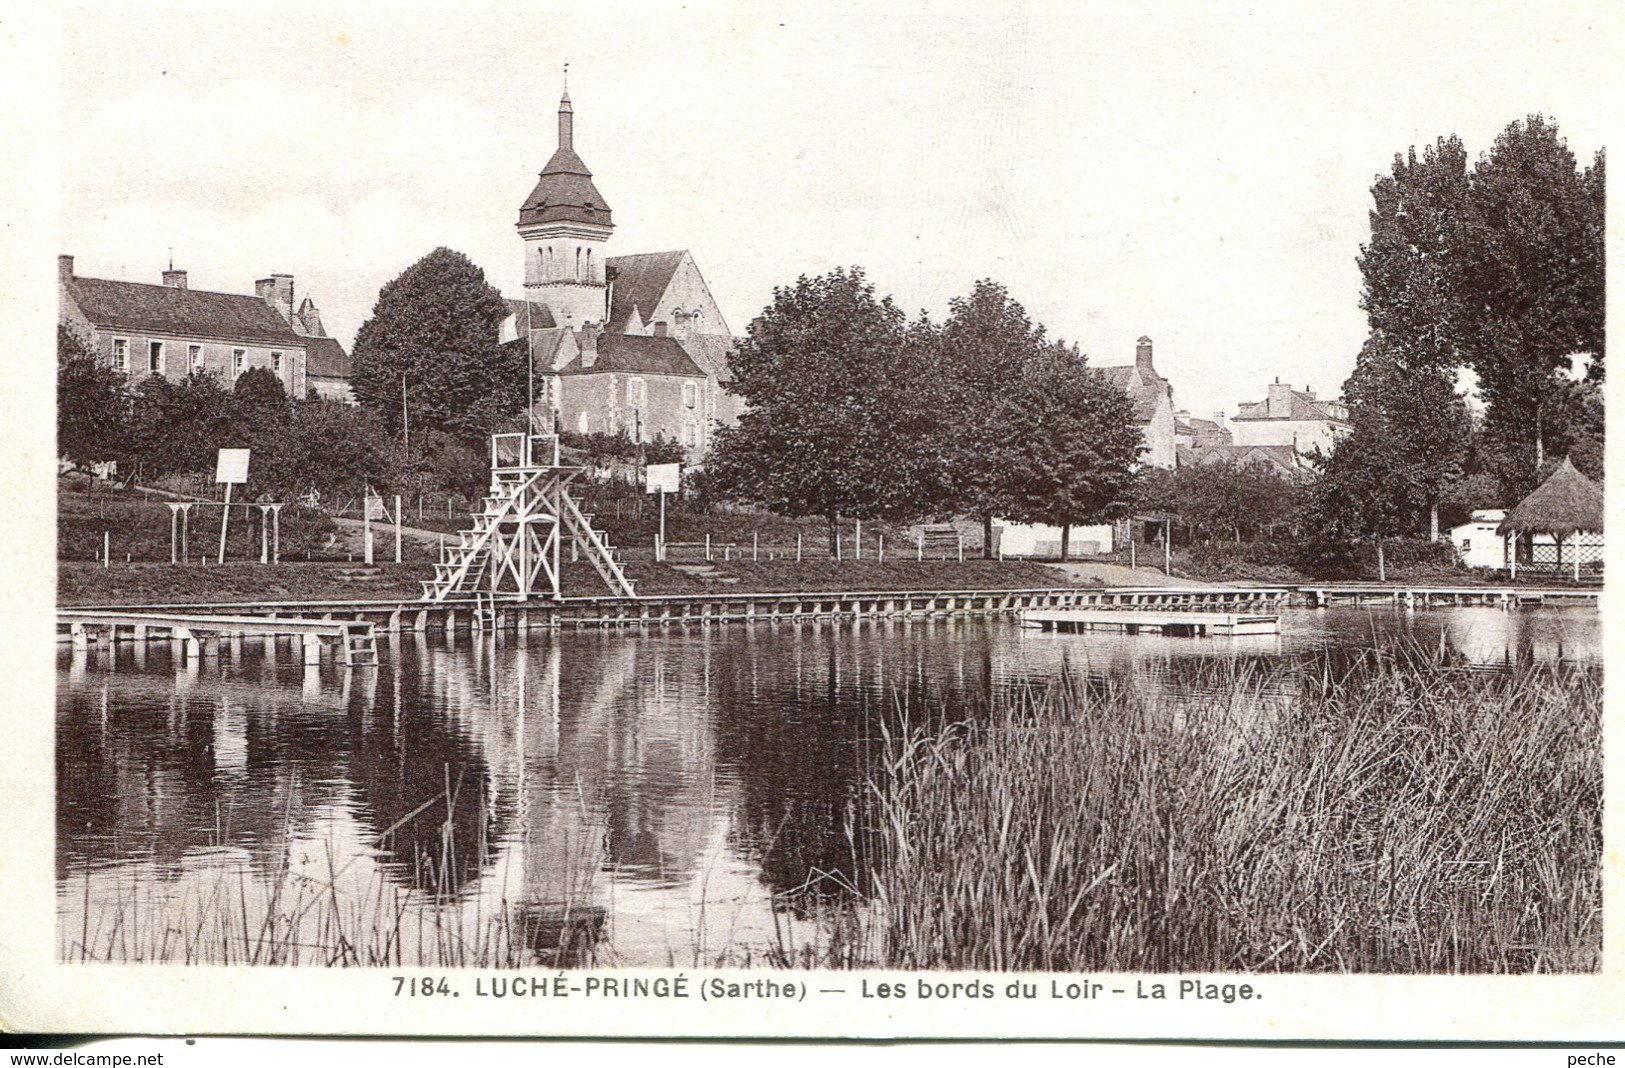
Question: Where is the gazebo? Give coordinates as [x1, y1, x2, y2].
[1497, 457, 1604, 581]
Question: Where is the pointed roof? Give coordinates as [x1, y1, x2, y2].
[605, 250, 686, 332]
[1498, 458, 1604, 537]
[518, 87, 613, 229]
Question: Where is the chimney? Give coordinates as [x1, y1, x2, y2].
[162, 268, 188, 289]
[257, 274, 295, 323]
[578, 325, 600, 369]
[1135, 335, 1153, 372]
[652, 321, 669, 338]
[1211, 411, 1228, 428]
[1267, 379, 1293, 418]
[58, 255, 74, 283]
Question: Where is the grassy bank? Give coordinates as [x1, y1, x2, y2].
[57, 558, 1080, 606]
[868, 647, 1600, 973]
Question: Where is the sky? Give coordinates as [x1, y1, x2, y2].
[56, 0, 1616, 419]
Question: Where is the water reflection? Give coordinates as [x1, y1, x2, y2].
[57, 606, 1598, 965]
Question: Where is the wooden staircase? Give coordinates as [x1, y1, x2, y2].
[341, 621, 379, 667]
[419, 468, 636, 602]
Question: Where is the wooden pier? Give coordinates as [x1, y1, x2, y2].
[58, 609, 378, 666]
[1021, 608, 1281, 637]
[1297, 584, 1599, 609]
[58, 584, 1290, 640]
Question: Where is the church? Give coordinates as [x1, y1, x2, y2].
[499, 86, 740, 459]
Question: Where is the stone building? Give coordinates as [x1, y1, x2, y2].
[499, 87, 739, 459]
[1093, 336, 1176, 469]
[1230, 379, 1351, 454]
[58, 255, 353, 402]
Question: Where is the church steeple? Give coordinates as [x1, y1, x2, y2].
[558, 70, 573, 151]
[517, 75, 613, 328]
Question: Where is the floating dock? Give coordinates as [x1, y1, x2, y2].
[1020, 608, 1281, 637]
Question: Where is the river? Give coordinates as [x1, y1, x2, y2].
[56, 605, 1599, 967]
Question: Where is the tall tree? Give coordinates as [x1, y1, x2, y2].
[1460, 117, 1604, 473]
[127, 371, 236, 479]
[56, 325, 128, 470]
[1000, 342, 1142, 558]
[350, 247, 520, 444]
[707, 267, 941, 546]
[1341, 334, 1472, 539]
[934, 280, 1049, 556]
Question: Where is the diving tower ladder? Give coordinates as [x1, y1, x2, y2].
[420, 432, 637, 603]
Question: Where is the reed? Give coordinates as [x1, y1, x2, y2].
[864, 644, 1601, 972]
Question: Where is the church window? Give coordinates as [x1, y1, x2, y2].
[233, 350, 246, 378]
[683, 420, 698, 449]
[586, 248, 593, 281]
[271, 351, 283, 375]
[188, 344, 203, 372]
[682, 382, 698, 409]
[576, 247, 583, 281]
[110, 338, 128, 371]
[148, 341, 164, 374]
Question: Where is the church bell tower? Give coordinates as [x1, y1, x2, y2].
[517, 76, 614, 327]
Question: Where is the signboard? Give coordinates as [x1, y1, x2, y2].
[364, 494, 390, 521]
[646, 463, 681, 494]
[215, 448, 251, 484]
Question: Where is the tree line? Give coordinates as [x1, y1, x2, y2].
[706, 269, 1146, 554]
[1309, 115, 1604, 568]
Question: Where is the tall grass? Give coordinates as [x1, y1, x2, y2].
[866, 645, 1601, 973]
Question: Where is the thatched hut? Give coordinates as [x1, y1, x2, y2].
[1497, 458, 1604, 579]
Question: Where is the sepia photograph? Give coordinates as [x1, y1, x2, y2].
[3, 0, 1617, 1043]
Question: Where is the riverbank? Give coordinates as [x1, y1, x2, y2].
[58, 557, 1156, 606]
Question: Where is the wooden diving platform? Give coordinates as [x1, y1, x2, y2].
[57, 609, 378, 667]
[1020, 608, 1281, 637]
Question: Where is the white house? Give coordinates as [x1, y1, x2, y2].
[1449, 509, 1508, 570]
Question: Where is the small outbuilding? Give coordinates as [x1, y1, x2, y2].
[1448, 509, 1509, 571]
[1497, 458, 1604, 580]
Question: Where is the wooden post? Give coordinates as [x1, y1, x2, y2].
[218, 482, 233, 564]
[658, 489, 667, 562]
[796, 532, 802, 562]
[272, 505, 279, 564]
[836, 534, 841, 562]
[753, 531, 759, 561]
[878, 534, 885, 564]
[1130, 539, 1136, 569]
[170, 506, 179, 564]
[957, 533, 963, 562]
[363, 498, 373, 566]
[261, 506, 270, 564]
[918, 530, 923, 561]
[180, 506, 188, 564]
[395, 495, 403, 564]
[855, 519, 862, 560]
[1165, 519, 1172, 576]
[103, 531, 110, 570]
[705, 533, 712, 561]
